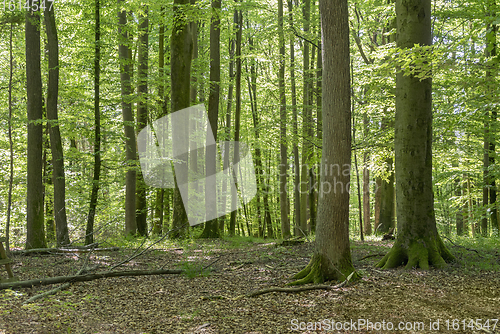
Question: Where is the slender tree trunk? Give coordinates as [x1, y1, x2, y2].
[377, 0, 454, 269]
[278, 0, 290, 239]
[288, 0, 301, 237]
[292, 0, 356, 284]
[482, 121, 489, 236]
[299, 0, 312, 235]
[220, 32, 235, 234]
[26, 6, 46, 250]
[45, 2, 70, 246]
[6, 22, 14, 254]
[486, 0, 498, 235]
[154, 7, 167, 236]
[118, 1, 137, 236]
[229, 5, 242, 236]
[135, 8, 149, 237]
[200, 0, 221, 238]
[86, 0, 101, 245]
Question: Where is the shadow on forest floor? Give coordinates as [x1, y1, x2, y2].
[0, 236, 499, 333]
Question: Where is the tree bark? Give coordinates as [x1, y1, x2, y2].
[26, 6, 46, 250]
[288, 0, 301, 237]
[291, 0, 357, 284]
[136, 7, 149, 237]
[86, 0, 101, 245]
[118, 1, 137, 236]
[377, 0, 454, 269]
[229, 5, 242, 236]
[170, 0, 193, 238]
[200, 0, 221, 238]
[299, 0, 312, 235]
[278, 0, 290, 239]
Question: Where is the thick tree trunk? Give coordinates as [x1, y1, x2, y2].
[200, 0, 221, 238]
[86, 0, 101, 245]
[170, 0, 193, 238]
[291, 0, 356, 284]
[118, 1, 137, 236]
[135, 8, 149, 237]
[377, 0, 454, 269]
[26, 7, 46, 250]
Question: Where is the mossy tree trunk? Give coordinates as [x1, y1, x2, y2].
[291, 0, 356, 284]
[377, 0, 454, 270]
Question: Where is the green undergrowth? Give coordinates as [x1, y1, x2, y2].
[444, 236, 500, 273]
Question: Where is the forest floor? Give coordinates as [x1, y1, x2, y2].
[0, 235, 499, 334]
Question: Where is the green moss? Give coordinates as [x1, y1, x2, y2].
[377, 234, 455, 270]
[288, 253, 358, 285]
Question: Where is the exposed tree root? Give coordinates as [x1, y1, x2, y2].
[288, 253, 358, 285]
[377, 234, 455, 270]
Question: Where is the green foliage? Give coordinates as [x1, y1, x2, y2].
[178, 261, 211, 279]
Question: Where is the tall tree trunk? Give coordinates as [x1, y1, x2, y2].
[288, 0, 301, 237]
[299, 0, 312, 235]
[136, 8, 149, 237]
[486, 0, 498, 235]
[154, 8, 167, 236]
[292, 0, 356, 284]
[245, 25, 262, 237]
[220, 32, 236, 234]
[229, 5, 242, 236]
[170, 0, 193, 238]
[118, 1, 137, 236]
[45, 2, 70, 246]
[86, 0, 101, 245]
[26, 6, 46, 250]
[363, 116, 371, 235]
[200, 0, 221, 238]
[278, 0, 290, 239]
[377, 0, 454, 269]
[482, 121, 489, 236]
[6, 22, 15, 254]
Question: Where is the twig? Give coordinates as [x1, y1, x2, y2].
[110, 223, 188, 270]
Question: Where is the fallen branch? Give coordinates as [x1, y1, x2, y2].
[443, 236, 482, 256]
[11, 247, 119, 255]
[232, 272, 354, 300]
[357, 253, 386, 261]
[0, 269, 183, 290]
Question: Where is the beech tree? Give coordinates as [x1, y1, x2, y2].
[25, 6, 46, 249]
[377, 0, 454, 269]
[291, 0, 356, 284]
